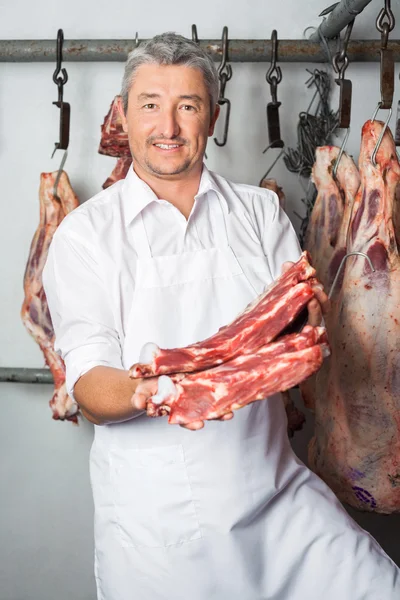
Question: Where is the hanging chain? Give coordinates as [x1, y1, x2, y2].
[52, 29, 68, 104]
[266, 30, 282, 104]
[332, 18, 354, 80]
[376, 0, 395, 48]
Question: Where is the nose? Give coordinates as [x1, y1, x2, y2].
[158, 107, 180, 139]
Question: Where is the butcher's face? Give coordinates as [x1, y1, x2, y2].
[118, 64, 219, 179]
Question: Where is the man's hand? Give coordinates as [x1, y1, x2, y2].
[131, 377, 160, 411]
[281, 261, 330, 327]
[180, 411, 234, 431]
[133, 377, 234, 431]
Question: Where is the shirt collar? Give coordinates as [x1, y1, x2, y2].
[122, 163, 229, 225]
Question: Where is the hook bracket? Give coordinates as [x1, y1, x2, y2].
[376, 0, 395, 110]
[332, 19, 354, 129]
[52, 29, 70, 155]
[265, 30, 283, 147]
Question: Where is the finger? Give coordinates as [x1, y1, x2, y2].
[131, 392, 148, 411]
[307, 298, 323, 327]
[281, 261, 294, 275]
[181, 420, 205, 431]
[312, 286, 331, 315]
[218, 412, 234, 421]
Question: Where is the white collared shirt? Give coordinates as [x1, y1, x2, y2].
[42, 164, 301, 399]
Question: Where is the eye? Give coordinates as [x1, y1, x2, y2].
[181, 104, 196, 111]
[143, 103, 157, 109]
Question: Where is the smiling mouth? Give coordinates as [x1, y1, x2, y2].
[153, 143, 183, 150]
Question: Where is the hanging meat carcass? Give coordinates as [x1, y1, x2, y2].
[21, 172, 80, 422]
[301, 146, 360, 410]
[304, 121, 400, 513]
[99, 96, 132, 188]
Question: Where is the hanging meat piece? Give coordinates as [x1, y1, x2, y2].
[21, 172, 80, 422]
[145, 326, 329, 425]
[130, 252, 317, 378]
[308, 121, 400, 513]
[99, 96, 132, 189]
[103, 156, 132, 189]
[260, 178, 286, 208]
[98, 96, 131, 158]
[301, 147, 359, 409]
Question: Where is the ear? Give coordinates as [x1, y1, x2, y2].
[208, 104, 220, 136]
[116, 95, 128, 133]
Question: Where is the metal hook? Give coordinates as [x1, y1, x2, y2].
[214, 97, 231, 147]
[52, 29, 70, 155]
[214, 27, 232, 147]
[52, 29, 68, 102]
[191, 24, 199, 44]
[265, 30, 283, 148]
[217, 26, 230, 77]
[266, 30, 282, 91]
[370, 103, 392, 167]
[259, 142, 285, 186]
[52, 149, 68, 201]
[332, 127, 350, 178]
[328, 251, 375, 299]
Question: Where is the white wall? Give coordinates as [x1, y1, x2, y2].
[1, 1, 400, 598]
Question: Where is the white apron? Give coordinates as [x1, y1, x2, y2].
[90, 194, 400, 600]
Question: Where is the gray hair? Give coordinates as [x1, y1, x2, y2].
[120, 32, 219, 115]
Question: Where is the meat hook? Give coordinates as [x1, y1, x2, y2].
[332, 18, 354, 130]
[376, 0, 395, 111]
[214, 26, 232, 147]
[264, 30, 283, 150]
[370, 103, 392, 167]
[191, 24, 199, 43]
[332, 126, 350, 178]
[52, 29, 70, 156]
[52, 149, 68, 201]
[259, 141, 285, 187]
[328, 251, 375, 300]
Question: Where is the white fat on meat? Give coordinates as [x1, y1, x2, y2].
[151, 375, 179, 405]
[139, 342, 160, 363]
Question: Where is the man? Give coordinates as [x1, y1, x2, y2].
[43, 33, 400, 600]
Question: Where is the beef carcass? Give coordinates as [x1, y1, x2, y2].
[130, 252, 317, 378]
[307, 121, 400, 513]
[21, 172, 80, 422]
[99, 96, 132, 189]
[144, 326, 329, 425]
[301, 147, 360, 410]
[304, 146, 360, 292]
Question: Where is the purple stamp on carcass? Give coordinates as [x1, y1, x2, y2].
[352, 486, 377, 508]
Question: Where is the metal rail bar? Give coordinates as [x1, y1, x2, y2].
[309, 0, 374, 42]
[1, 39, 399, 63]
[0, 368, 53, 383]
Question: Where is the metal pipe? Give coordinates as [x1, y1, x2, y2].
[0, 38, 398, 63]
[0, 368, 53, 383]
[309, 0, 374, 41]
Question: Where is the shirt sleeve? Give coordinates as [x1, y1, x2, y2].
[255, 191, 302, 281]
[42, 219, 123, 402]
